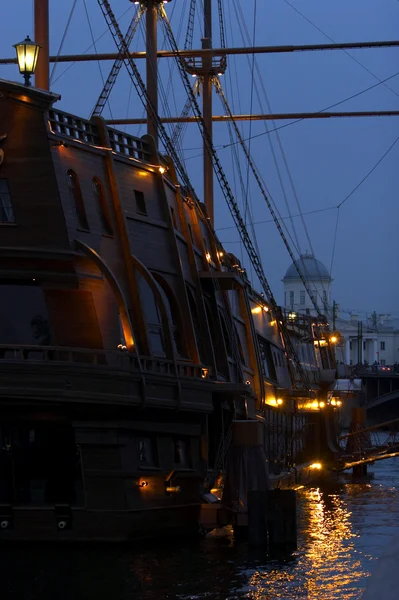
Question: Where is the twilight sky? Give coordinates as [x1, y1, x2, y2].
[1, 0, 398, 318]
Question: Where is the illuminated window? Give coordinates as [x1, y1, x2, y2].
[92, 178, 113, 235]
[0, 179, 14, 223]
[300, 290, 305, 305]
[67, 170, 89, 230]
[135, 189, 147, 215]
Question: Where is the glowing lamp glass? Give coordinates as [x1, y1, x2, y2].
[14, 36, 40, 85]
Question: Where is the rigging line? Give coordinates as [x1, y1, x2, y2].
[215, 79, 323, 318]
[282, 0, 399, 100]
[157, 10, 311, 389]
[226, 117, 259, 283]
[329, 207, 340, 278]
[338, 132, 399, 209]
[92, 6, 144, 118]
[83, 0, 115, 121]
[51, 4, 135, 86]
[220, 69, 399, 149]
[216, 204, 337, 231]
[232, 0, 303, 255]
[123, 79, 133, 133]
[50, 0, 79, 83]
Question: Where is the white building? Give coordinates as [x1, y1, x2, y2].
[337, 313, 399, 367]
[283, 254, 399, 366]
[282, 252, 332, 316]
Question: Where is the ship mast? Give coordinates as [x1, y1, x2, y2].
[202, 0, 214, 225]
[146, 0, 159, 145]
[34, 0, 49, 90]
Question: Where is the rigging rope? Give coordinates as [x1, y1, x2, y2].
[50, 0, 78, 84]
[214, 78, 324, 320]
[219, 70, 399, 149]
[282, 0, 399, 100]
[51, 4, 134, 86]
[158, 7, 311, 390]
[91, 6, 144, 117]
[330, 132, 399, 276]
[83, 0, 114, 120]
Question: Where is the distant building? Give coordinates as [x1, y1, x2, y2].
[336, 313, 399, 366]
[282, 254, 399, 366]
[282, 252, 332, 316]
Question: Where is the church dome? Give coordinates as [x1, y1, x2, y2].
[283, 253, 331, 281]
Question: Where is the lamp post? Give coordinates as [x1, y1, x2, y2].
[13, 36, 40, 86]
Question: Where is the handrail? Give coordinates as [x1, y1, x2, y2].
[0, 344, 208, 380]
[47, 108, 152, 162]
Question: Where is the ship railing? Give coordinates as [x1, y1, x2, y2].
[48, 108, 152, 163]
[48, 109, 101, 145]
[0, 345, 208, 380]
[107, 128, 152, 162]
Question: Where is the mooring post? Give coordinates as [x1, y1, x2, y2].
[267, 489, 297, 553]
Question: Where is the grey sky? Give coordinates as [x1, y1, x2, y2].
[2, 0, 398, 318]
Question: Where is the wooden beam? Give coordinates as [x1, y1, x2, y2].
[1, 40, 399, 65]
[105, 110, 399, 125]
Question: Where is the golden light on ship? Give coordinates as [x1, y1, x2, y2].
[319, 401, 326, 408]
[158, 166, 166, 174]
[330, 335, 338, 343]
[309, 462, 322, 470]
[265, 397, 283, 407]
[251, 306, 262, 314]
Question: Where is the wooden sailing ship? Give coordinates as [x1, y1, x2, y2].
[0, 0, 339, 541]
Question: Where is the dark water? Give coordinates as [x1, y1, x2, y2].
[2, 455, 399, 600]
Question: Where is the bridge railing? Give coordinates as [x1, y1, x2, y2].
[352, 364, 399, 377]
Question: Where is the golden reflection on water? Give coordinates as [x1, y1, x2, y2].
[246, 487, 369, 600]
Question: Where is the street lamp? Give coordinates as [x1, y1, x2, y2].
[13, 36, 40, 87]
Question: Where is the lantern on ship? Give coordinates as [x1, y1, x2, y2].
[14, 36, 40, 87]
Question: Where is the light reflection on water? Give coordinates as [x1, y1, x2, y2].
[1, 453, 399, 599]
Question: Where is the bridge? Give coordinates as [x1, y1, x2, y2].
[359, 366, 399, 424]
